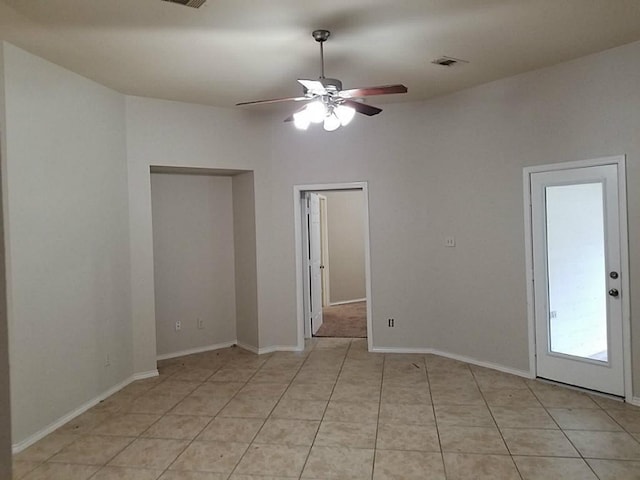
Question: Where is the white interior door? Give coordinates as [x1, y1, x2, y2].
[531, 163, 624, 396]
[308, 193, 323, 334]
[319, 195, 330, 307]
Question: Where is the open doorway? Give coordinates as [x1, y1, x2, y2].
[294, 183, 373, 350]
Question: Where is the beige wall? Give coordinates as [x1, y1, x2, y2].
[2, 43, 132, 444]
[323, 190, 366, 304]
[3, 39, 640, 449]
[0, 205, 10, 476]
[0, 42, 12, 479]
[126, 98, 267, 373]
[126, 40, 640, 388]
[151, 173, 237, 357]
[233, 172, 259, 350]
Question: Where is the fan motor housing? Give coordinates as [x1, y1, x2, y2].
[321, 78, 343, 92]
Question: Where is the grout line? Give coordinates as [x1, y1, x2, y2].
[296, 338, 351, 480]
[82, 372, 181, 479]
[22, 345, 640, 479]
[424, 355, 448, 478]
[470, 366, 525, 480]
[370, 348, 386, 480]
[488, 374, 626, 479]
[218, 348, 306, 479]
[158, 350, 273, 479]
[526, 382, 597, 469]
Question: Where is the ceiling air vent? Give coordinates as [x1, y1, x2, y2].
[431, 56, 469, 67]
[162, 0, 207, 8]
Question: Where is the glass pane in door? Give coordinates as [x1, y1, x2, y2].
[545, 182, 608, 361]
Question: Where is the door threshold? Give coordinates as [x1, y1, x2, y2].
[536, 377, 624, 402]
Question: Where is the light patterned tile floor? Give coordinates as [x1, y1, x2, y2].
[12, 338, 640, 479]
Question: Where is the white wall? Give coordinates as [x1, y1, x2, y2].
[2, 43, 132, 444]
[151, 173, 237, 357]
[323, 190, 366, 304]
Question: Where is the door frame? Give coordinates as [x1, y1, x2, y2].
[293, 182, 373, 351]
[523, 155, 632, 401]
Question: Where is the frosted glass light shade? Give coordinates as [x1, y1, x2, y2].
[306, 101, 327, 123]
[323, 112, 341, 131]
[293, 110, 310, 130]
[335, 105, 356, 126]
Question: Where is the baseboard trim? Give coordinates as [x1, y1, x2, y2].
[630, 397, 640, 407]
[329, 298, 366, 307]
[157, 341, 303, 358]
[156, 341, 237, 361]
[257, 345, 304, 354]
[370, 346, 533, 379]
[12, 374, 134, 453]
[236, 342, 259, 354]
[132, 369, 159, 381]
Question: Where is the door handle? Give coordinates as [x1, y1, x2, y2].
[608, 288, 619, 297]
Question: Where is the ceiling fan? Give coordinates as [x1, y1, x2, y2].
[236, 30, 408, 131]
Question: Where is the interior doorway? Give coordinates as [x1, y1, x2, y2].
[294, 183, 373, 350]
[524, 156, 631, 399]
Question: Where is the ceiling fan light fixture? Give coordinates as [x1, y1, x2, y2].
[335, 105, 356, 126]
[236, 29, 408, 132]
[323, 112, 341, 132]
[307, 100, 327, 123]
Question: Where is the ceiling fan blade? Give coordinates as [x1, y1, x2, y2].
[343, 100, 382, 116]
[298, 79, 327, 95]
[339, 84, 408, 98]
[236, 96, 308, 106]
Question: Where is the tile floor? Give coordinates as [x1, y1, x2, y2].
[11, 338, 640, 479]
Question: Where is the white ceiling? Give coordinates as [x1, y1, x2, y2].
[1, 0, 640, 109]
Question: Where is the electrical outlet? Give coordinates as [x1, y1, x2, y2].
[197, 318, 204, 329]
[445, 236, 456, 247]
[388, 318, 395, 327]
[175, 321, 181, 331]
[105, 354, 111, 367]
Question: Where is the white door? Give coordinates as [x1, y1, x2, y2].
[530, 163, 624, 396]
[319, 195, 330, 307]
[307, 193, 323, 334]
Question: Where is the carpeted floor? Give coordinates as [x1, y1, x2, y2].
[315, 301, 367, 338]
